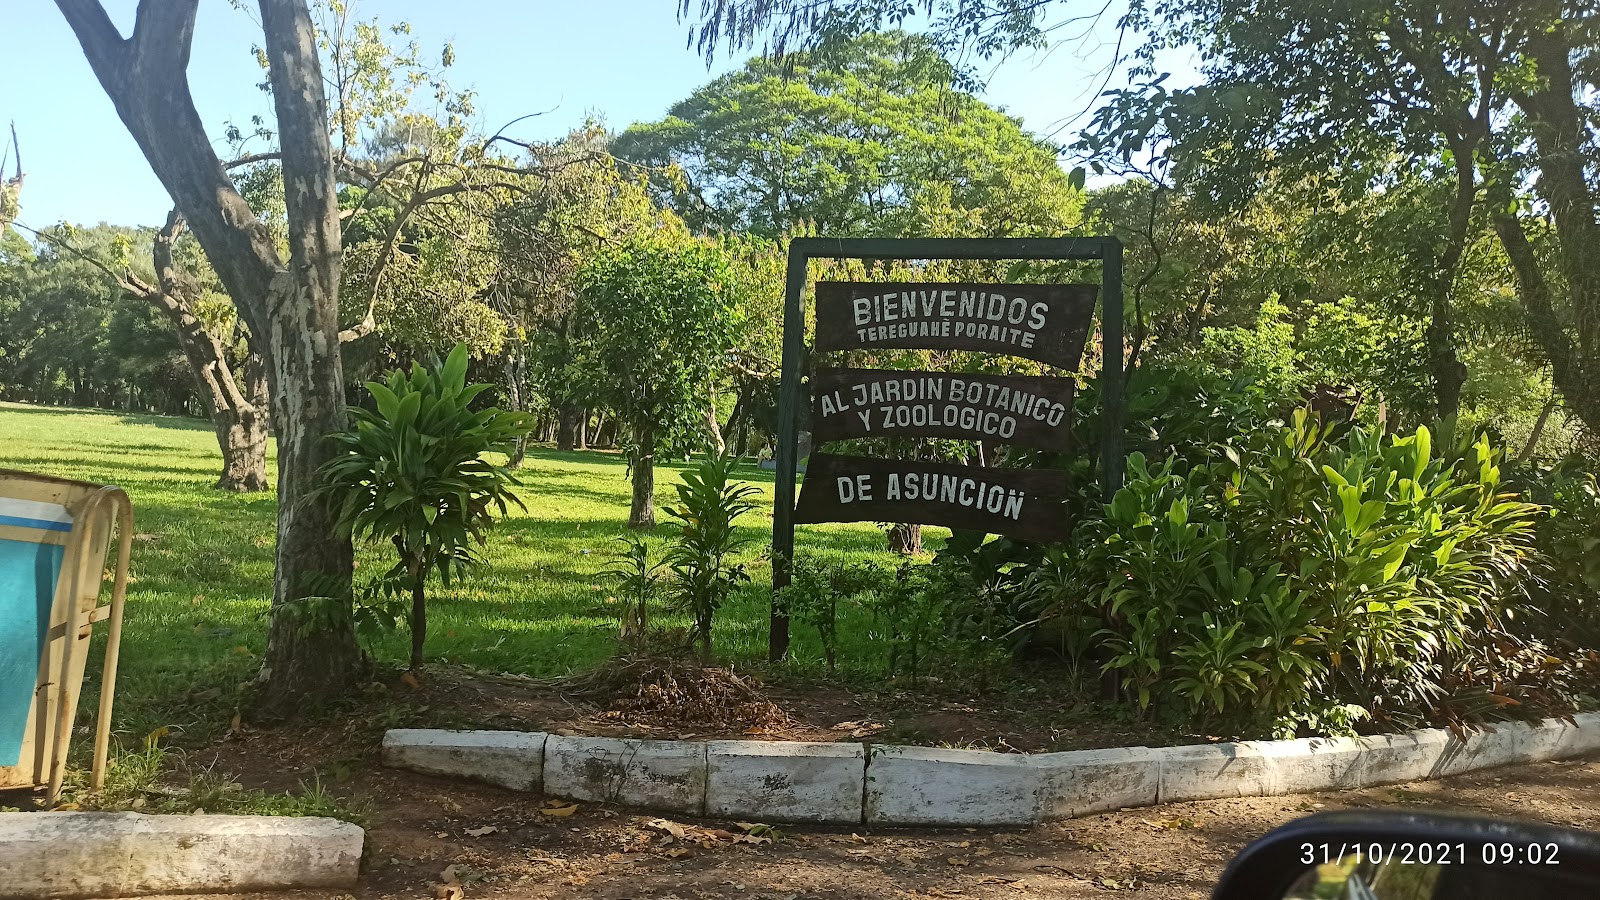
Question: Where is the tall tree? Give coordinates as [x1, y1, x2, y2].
[16, 215, 273, 489]
[573, 237, 743, 528]
[614, 31, 1081, 239]
[123, 214, 272, 491]
[54, 0, 361, 715]
[1068, 1, 1495, 421]
[489, 124, 664, 456]
[1482, 2, 1600, 438]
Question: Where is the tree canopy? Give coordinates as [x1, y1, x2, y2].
[572, 236, 744, 527]
[614, 31, 1082, 238]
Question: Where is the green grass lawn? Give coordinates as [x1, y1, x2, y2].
[0, 401, 932, 746]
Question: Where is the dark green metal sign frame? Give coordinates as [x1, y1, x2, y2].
[769, 236, 1125, 660]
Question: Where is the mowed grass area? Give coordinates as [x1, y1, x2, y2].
[0, 401, 930, 746]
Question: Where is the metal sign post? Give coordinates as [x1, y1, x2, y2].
[769, 237, 1124, 661]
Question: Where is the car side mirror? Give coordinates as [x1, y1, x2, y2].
[1212, 810, 1600, 899]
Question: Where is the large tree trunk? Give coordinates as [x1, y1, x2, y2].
[217, 351, 271, 492]
[55, 0, 363, 717]
[1425, 136, 1475, 422]
[556, 402, 583, 451]
[134, 210, 271, 492]
[1507, 22, 1600, 436]
[629, 422, 656, 529]
[705, 384, 725, 455]
[887, 523, 922, 555]
[253, 0, 363, 717]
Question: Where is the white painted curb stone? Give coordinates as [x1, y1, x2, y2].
[1158, 741, 1275, 802]
[866, 745, 1038, 826]
[0, 812, 361, 899]
[1032, 747, 1161, 819]
[706, 740, 865, 823]
[544, 735, 707, 815]
[1255, 737, 1367, 794]
[1551, 712, 1600, 757]
[1355, 728, 1453, 786]
[383, 710, 1600, 825]
[382, 729, 545, 792]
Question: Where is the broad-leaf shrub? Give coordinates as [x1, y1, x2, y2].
[320, 344, 535, 670]
[1513, 462, 1600, 649]
[1029, 410, 1562, 736]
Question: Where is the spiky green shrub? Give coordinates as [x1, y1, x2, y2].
[662, 451, 759, 661]
[320, 344, 535, 670]
[1023, 410, 1555, 735]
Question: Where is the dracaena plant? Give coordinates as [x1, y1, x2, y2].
[320, 343, 536, 671]
[662, 451, 760, 662]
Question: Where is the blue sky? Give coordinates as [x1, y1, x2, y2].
[3, 1, 1188, 229]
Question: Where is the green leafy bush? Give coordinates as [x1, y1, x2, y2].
[1513, 461, 1600, 648]
[1023, 409, 1565, 735]
[320, 343, 535, 670]
[662, 451, 760, 661]
[602, 533, 660, 650]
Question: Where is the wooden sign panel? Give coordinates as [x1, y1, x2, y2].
[793, 453, 1070, 544]
[815, 282, 1099, 370]
[810, 367, 1076, 450]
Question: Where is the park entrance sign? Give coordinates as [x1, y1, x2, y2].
[770, 238, 1125, 659]
[794, 454, 1071, 545]
[808, 368, 1078, 449]
[814, 282, 1098, 369]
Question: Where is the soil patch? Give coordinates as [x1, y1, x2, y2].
[399, 664, 1192, 752]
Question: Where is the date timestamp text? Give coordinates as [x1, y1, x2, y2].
[1300, 841, 1562, 866]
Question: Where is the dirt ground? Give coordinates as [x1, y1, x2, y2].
[127, 665, 1600, 900]
[147, 753, 1600, 900]
[376, 666, 1199, 754]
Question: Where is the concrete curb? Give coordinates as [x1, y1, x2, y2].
[0, 812, 362, 899]
[382, 728, 545, 791]
[383, 711, 1600, 826]
[708, 740, 865, 823]
[544, 735, 707, 816]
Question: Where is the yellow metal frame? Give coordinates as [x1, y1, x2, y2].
[0, 470, 132, 803]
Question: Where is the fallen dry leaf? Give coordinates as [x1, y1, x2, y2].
[465, 825, 498, 837]
[540, 801, 579, 817]
[646, 818, 688, 838]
